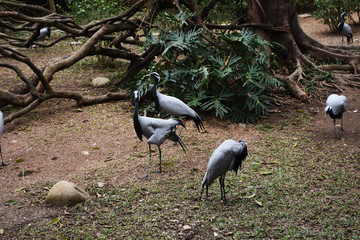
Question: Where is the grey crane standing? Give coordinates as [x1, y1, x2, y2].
[133, 91, 186, 180]
[337, 12, 353, 45]
[0, 110, 8, 168]
[200, 139, 248, 204]
[325, 94, 347, 139]
[149, 72, 205, 133]
[36, 27, 51, 42]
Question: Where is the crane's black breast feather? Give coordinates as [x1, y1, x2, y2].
[133, 114, 143, 141]
[233, 144, 248, 175]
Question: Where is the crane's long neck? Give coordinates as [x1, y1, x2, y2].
[153, 77, 160, 113]
[338, 18, 345, 33]
[133, 97, 143, 140]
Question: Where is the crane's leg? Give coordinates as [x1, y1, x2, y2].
[0, 144, 8, 168]
[157, 146, 162, 174]
[340, 116, 344, 134]
[333, 119, 337, 139]
[219, 177, 223, 201]
[143, 144, 152, 181]
[220, 174, 227, 205]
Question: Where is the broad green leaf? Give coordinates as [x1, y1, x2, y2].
[255, 200, 263, 207]
[243, 193, 256, 199]
[4, 200, 17, 206]
[50, 217, 61, 225]
[163, 161, 174, 167]
[259, 170, 273, 175]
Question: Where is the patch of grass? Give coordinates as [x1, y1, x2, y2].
[11, 112, 360, 239]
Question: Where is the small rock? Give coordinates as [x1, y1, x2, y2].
[92, 77, 110, 87]
[45, 180, 88, 207]
[183, 225, 191, 230]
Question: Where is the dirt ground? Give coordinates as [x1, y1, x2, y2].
[0, 15, 359, 237]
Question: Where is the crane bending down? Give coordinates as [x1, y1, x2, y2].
[149, 72, 205, 133]
[0, 110, 8, 169]
[133, 91, 186, 180]
[36, 27, 51, 42]
[200, 139, 248, 204]
[325, 94, 347, 139]
[337, 12, 353, 45]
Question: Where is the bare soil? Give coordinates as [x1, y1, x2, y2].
[0, 15, 359, 238]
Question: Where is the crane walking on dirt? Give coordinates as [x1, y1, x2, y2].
[337, 12, 353, 45]
[0, 110, 8, 169]
[36, 27, 51, 42]
[133, 91, 186, 180]
[325, 94, 347, 139]
[200, 139, 248, 205]
[149, 72, 205, 134]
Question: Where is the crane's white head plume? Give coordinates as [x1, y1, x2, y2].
[149, 72, 160, 81]
[134, 90, 139, 100]
[324, 106, 331, 117]
[341, 12, 347, 18]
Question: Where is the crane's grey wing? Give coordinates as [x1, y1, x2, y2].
[147, 127, 168, 145]
[158, 93, 198, 117]
[327, 94, 347, 115]
[204, 141, 234, 185]
[343, 24, 352, 35]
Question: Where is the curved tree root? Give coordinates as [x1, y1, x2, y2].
[275, 59, 308, 101]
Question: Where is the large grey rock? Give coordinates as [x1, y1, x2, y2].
[92, 77, 110, 87]
[45, 180, 88, 207]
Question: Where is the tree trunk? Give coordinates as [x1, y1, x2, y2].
[247, 0, 360, 100]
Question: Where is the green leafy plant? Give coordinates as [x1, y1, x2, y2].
[130, 11, 281, 123]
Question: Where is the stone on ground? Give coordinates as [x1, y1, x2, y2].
[92, 77, 110, 87]
[45, 180, 88, 207]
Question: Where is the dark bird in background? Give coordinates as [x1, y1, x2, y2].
[149, 72, 205, 133]
[200, 139, 248, 204]
[0, 110, 8, 169]
[36, 27, 51, 42]
[133, 91, 186, 180]
[325, 94, 347, 139]
[337, 12, 353, 45]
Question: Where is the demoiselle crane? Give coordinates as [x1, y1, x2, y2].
[0, 110, 8, 168]
[133, 91, 186, 180]
[200, 139, 248, 204]
[36, 27, 51, 42]
[325, 94, 347, 139]
[337, 12, 353, 45]
[149, 72, 205, 133]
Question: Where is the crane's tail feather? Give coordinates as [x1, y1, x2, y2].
[167, 130, 186, 153]
[193, 115, 205, 132]
[176, 134, 187, 153]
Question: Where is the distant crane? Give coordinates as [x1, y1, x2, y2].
[200, 139, 248, 204]
[133, 91, 186, 180]
[325, 94, 347, 139]
[36, 27, 51, 42]
[337, 12, 353, 45]
[149, 72, 205, 133]
[0, 110, 8, 169]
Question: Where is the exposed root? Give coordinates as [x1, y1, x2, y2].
[275, 59, 308, 101]
[332, 73, 360, 87]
